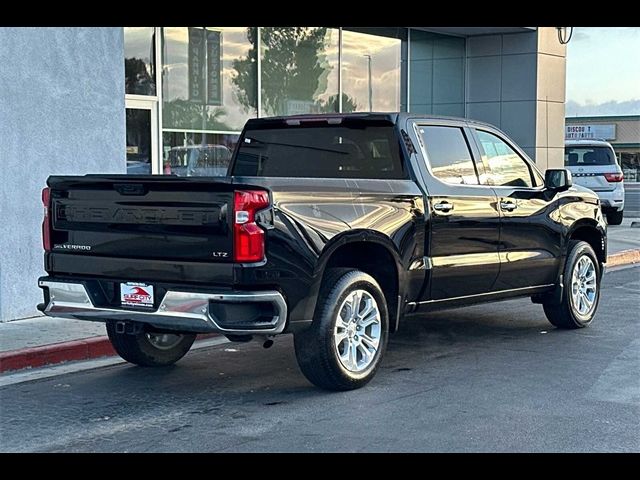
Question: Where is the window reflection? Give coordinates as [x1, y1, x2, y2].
[342, 29, 402, 112]
[420, 126, 478, 185]
[162, 131, 236, 177]
[162, 27, 257, 132]
[476, 130, 533, 188]
[126, 109, 152, 174]
[124, 27, 156, 96]
[259, 27, 339, 116]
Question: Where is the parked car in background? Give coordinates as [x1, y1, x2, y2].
[565, 139, 625, 225]
[165, 144, 232, 177]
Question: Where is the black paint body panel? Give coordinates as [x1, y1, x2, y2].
[42, 113, 607, 333]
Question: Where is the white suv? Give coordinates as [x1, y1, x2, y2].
[565, 139, 625, 225]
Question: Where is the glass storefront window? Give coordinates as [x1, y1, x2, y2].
[133, 26, 471, 177]
[341, 28, 403, 113]
[260, 27, 340, 116]
[126, 108, 152, 174]
[124, 27, 156, 96]
[161, 27, 257, 132]
[620, 151, 640, 182]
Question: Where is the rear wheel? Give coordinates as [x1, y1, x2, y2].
[106, 322, 196, 367]
[294, 269, 389, 391]
[606, 209, 623, 225]
[543, 240, 601, 329]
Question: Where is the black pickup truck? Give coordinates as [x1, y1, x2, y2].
[38, 113, 607, 390]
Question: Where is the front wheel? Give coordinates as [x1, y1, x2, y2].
[294, 269, 389, 391]
[606, 209, 624, 225]
[543, 240, 601, 329]
[106, 322, 196, 367]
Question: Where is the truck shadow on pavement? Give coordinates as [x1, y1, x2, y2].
[72, 297, 576, 400]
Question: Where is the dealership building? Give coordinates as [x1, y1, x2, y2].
[565, 115, 640, 182]
[1, 26, 568, 322]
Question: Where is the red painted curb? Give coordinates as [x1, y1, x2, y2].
[0, 337, 115, 373]
[0, 334, 217, 374]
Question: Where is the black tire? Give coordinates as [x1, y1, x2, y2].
[294, 268, 389, 391]
[606, 210, 624, 225]
[106, 323, 196, 367]
[543, 240, 601, 329]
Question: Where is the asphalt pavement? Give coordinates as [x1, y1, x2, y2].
[625, 183, 640, 217]
[1, 266, 638, 453]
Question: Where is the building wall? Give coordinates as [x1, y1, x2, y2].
[0, 27, 126, 321]
[465, 27, 567, 170]
[407, 30, 466, 116]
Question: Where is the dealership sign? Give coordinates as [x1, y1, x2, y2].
[565, 124, 616, 140]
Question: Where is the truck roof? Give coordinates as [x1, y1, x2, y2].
[245, 112, 498, 130]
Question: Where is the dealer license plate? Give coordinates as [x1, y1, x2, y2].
[120, 282, 154, 308]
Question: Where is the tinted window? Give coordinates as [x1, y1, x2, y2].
[167, 145, 231, 177]
[565, 146, 616, 166]
[233, 124, 406, 179]
[476, 130, 533, 188]
[419, 126, 478, 185]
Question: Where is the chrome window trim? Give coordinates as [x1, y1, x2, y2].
[412, 121, 485, 189]
[472, 126, 546, 189]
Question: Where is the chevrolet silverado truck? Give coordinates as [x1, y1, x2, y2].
[38, 113, 607, 391]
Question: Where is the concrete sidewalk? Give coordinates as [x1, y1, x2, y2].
[607, 217, 640, 254]
[1, 221, 639, 374]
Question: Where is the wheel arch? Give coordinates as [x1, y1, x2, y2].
[308, 230, 404, 333]
[567, 220, 606, 264]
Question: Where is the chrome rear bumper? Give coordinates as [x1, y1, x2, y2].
[38, 280, 287, 335]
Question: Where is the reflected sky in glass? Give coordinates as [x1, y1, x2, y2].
[162, 27, 257, 131]
[342, 30, 401, 112]
[124, 27, 155, 96]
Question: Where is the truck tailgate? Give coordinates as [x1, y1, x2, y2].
[47, 175, 237, 264]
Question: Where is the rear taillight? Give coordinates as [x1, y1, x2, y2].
[41, 187, 51, 251]
[233, 190, 270, 263]
[604, 172, 624, 183]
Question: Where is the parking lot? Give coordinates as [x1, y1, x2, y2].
[1, 266, 638, 452]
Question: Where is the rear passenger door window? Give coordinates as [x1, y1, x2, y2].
[475, 130, 534, 188]
[418, 126, 479, 185]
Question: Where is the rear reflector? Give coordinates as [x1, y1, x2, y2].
[604, 173, 624, 182]
[42, 187, 51, 251]
[234, 190, 270, 263]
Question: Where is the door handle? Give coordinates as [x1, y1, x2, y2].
[500, 200, 517, 212]
[433, 201, 454, 213]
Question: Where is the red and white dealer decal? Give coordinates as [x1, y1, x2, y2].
[120, 282, 154, 307]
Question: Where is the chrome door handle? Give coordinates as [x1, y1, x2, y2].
[433, 201, 454, 213]
[500, 200, 517, 211]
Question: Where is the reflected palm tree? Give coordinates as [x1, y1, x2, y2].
[163, 99, 230, 131]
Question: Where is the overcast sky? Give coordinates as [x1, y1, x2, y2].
[566, 27, 640, 117]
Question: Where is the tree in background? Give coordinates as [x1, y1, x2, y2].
[233, 27, 335, 115]
[125, 57, 155, 96]
[162, 99, 230, 131]
[317, 93, 359, 113]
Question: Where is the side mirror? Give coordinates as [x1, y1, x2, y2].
[545, 168, 573, 191]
